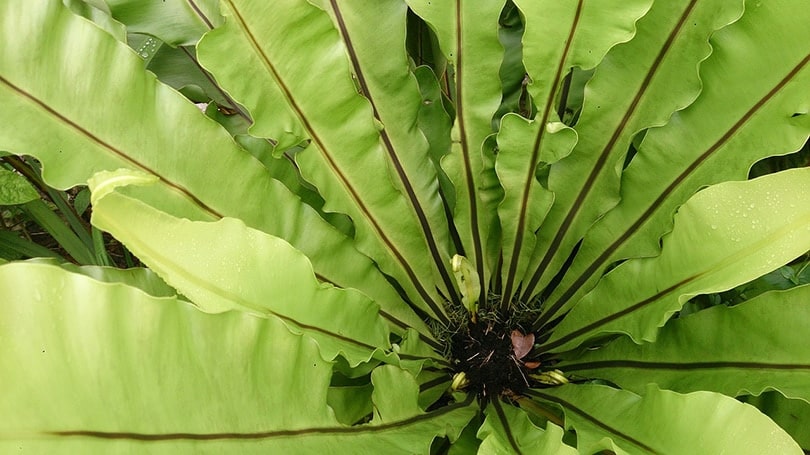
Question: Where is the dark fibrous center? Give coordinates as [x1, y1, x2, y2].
[449, 318, 533, 400]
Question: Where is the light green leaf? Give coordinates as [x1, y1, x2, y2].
[452, 254, 481, 318]
[545, 0, 810, 316]
[478, 401, 576, 455]
[63, 0, 127, 42]
[198, 0, 452, 322]
[0, 262, 474, 453]
[24, 256, 180, 299]
[495, 0, 650, 302]
[544, 168, 810, 352]
[495, 116, 571, 304]
[0, 0, 428, 339]
[531, 384, 801, 454]
[89, 170, 392, 366]
[745, 392, 810, 450]
[406, 0, 506, 289]
[524, 0, 746, 310]
[0, 167, 38, 204]
[315, 0, 460, 304]
[0, 0, 242, 215]
[515, 0, 652, 93]
[196, 0, 303, 151]
[371, 366, 425, 421]
[105, 0, 222, 46]
[561, 285, 810, 403]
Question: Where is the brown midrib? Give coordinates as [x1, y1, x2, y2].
[0, 75, 222, 220]
[563, 359, 810, 372]
[526, 0, 701, 321]
[328, 0, 461, 306]
[527, 389, 656, 453]
[501, 0, 584, 307]
[545, 50, 810, 319]
[454, 0, 487, 291]
[47, 395, 475, 440]
[224, 1, 448, 324]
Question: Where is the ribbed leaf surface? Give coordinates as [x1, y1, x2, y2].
[0, 262, 475, 453]
[544, 168, 810, 352]
[198, 0, 451, 321]
[0, 0, 423, 336]
[532, 384, 800, 454]
[525, 0, 746, 312]
[405, 0, 506, 288]
[562, 285, 810, 402]
[547, 0, 810, 315]
[89, 170, 394, 365]
[494, 0, 651, 303]
[315, 0, 459, 304]
[478, 402, 576, 455]
[105, 0, 221, 45]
